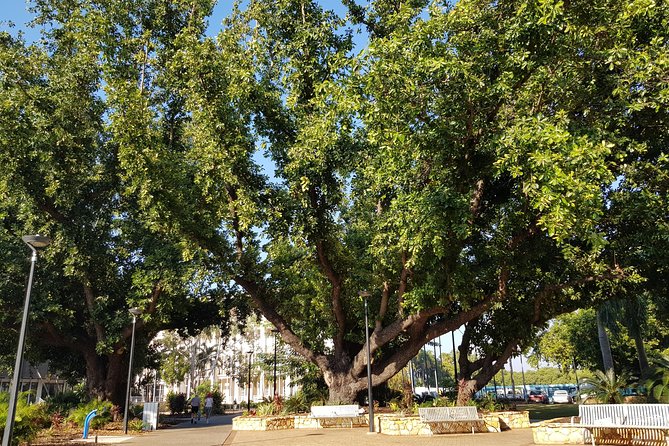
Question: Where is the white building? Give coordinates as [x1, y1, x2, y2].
[150, 317, 299, 406]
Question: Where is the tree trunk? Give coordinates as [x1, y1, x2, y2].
[456, 379, 478, 406]
[84, 350, 129, 408]
[324, 371, 361, 404]
[597, 309, 615, 375]
[633, 333, 650, 378]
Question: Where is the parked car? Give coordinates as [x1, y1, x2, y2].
[552, 389, 573, 404]
[528, 390, 549, 403]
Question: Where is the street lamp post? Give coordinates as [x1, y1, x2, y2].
[2, 235, 50, 446]
[272, 329, 279, 399]
[246, 351, 253, 412]
[431, 341, 440, 395]
[359, 290, 374, 434]
[123, 307, 142, 435]
[451, 331, 458, 382]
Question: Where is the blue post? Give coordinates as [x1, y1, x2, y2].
[82, 409, 98, 439]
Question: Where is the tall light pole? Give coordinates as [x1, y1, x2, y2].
[123, 307, 142, 434]
[359, 290, 374, 433]
[451, 330, 458, 384]
[272, 329, 279, 399]
[2, 235, 50, 446]
[246, 351, 253, 412]
[431, 341, 439, 395]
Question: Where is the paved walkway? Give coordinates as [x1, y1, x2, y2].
[117, 414, 235, 446]
[101, 414, 535, 446]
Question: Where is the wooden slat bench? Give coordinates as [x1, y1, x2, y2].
[310, 405, 362, 428]
[418, 406, 484, 434]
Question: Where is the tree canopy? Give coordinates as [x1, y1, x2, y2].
[1, 0, 667, 404]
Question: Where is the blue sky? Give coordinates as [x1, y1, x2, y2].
[2, 1, 356, 43]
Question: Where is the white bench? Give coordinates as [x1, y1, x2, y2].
[310, 405, 362, 428]
[418, 406, 483, 434]
[579, 404, 669, 445]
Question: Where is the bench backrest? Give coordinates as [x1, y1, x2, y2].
[580, 404, 669, 427]
[310, 405, 360, 418]
[418, 406, 479, 422]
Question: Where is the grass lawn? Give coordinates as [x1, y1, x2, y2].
[515, 403, 579, 421]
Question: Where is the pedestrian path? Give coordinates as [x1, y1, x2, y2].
[102, 414, 535, 446]
[224, 427, 535, 446]
[119, 413, 235, 446]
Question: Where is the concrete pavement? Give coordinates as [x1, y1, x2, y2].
[224, 427, 535, 446]
[109, 413, 235, 446]
[98, 413, 536, 446]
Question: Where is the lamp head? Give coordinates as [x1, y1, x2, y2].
[129, 307, 142, 316]
[22, 235, 51, 249]
[247, 350, 254, 355]
[358, 290, 371, 298]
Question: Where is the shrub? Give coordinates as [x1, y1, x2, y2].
[193, 385, 225, 414]
[66, 399, 113, 429]
[255, 402, 275, 416]
[128, 403, 143, 420]
[167, 392, 187, 414]
[283, 391, 309, 414]
[0, 391, 51, 446]
[475, 394, 503, 412]
[45, 390, 87, 416]
[127, 419, 144, 431]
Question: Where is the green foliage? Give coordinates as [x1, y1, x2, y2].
[2, 0, 668, 406]
[66, 399, 113, 429]
[475, 394, 504, 413]
[255, 402, 276, 416]
[167, 392, 187, 415]
[44, 389, 88, 416]
[644, 357, 669, 403]
[282, 392, 310, 414]
[0, 392, 51, 446]
[193, 384, 224, 414]
[580, 370, 632, 404]
[127, 419, 145, 432]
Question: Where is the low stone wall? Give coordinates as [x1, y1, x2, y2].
[376, 413, 502, 435]
[494, 410, 531, 430]
[376, 415, 432, 436]
[233, 410, 524, 435]
[532, 417, 585, 445]
[233, 415, 295, 431]
[234, 415, 367, 431]
[297, 415, 368, 429]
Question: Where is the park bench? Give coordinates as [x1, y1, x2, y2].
[579, 404, 669, 446]
[309, 404, 363, 428]
[418, 406, 484, 434]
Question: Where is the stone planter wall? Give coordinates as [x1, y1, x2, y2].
[532, 417, 585, 445]
[375, 413, 502, 435]
[296, 415, 368, 429]
[234, 415, 367, 431]
[376, 415, 432, 436]
[493, 410, 531, 430]
[233, 416, 295, 431]
[233, 410, 523, 435]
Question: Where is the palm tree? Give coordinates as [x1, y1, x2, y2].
[596, 306, 616, 375]
[598, 296, 650, 378]
[580, 369, 631, 404]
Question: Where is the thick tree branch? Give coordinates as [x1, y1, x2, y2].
[82, 282, 106, 341]
[234, 275, 330, 372]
